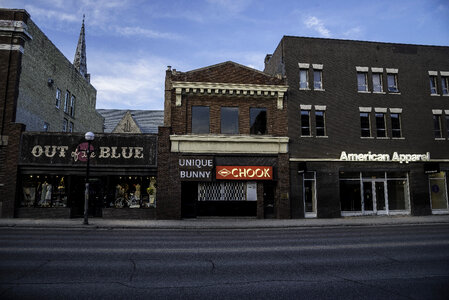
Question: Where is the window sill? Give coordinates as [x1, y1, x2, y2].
[300, 135, 313, 138]
[299, 88, 311, 91]
[357, 91, 371, 94]
[314, 88, 325, 92]
[376, 137, 390, 140]
[392, 137, 405, 140]
[442, 94, 449, 97]
[430, 94, 440, 96]
[373, 91, 386, 94]
[434, 138, 446, 141]
[388, 92, 401, 95]
[316, 135, 328, 138]
[360, 137, 375, 139]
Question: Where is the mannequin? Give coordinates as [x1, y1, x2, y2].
[135, 183, 141, 200]
[40, 181, 48, 205]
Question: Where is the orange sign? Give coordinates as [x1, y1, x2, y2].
[216, 166, 273, 180]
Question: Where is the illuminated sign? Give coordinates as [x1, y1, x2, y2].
[340, 151, 430, 164]
[216, 166, 273, 180]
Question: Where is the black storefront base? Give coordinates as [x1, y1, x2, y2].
[16, 207, 71, 218]
[102, 208, 156, 220]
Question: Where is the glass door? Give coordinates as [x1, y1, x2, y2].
[362, 181, 374, 214]
[362, 180, 387, 215]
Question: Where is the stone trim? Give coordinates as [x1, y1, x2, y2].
[359, 107, 372, 112]
[374, 107, 388, 113]
[386, 68, 399, 74]
[428, 71, 438, 76]
[371, 67, 383, 73]
[356, 66, 369, 72]
[0, 20, 32, 39]
[170, 135, 289, 154]
[389, 108, 403, 113]
[432, 109, 442, 115]
[171, 81, 288, 110]
[0, 44, 24, 53]
[441, 71, 449, 76]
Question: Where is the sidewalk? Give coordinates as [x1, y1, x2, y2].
[0, 214, 448, 230]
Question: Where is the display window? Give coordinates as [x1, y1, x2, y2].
[21, 175, 68, 208]
[107, 176, 157, 209]
[339, 171, 410, 216]
[429, 172, 448, 213]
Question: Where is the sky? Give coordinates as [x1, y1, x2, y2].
[1, 0, 449, 110]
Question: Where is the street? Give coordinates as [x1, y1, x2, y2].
[1, 224, 448, 299]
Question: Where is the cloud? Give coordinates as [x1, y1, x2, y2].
[114, 26, 182, 41]
[304, 16, 331, 38]
[24, 5, 78, 23]
[343, 26, 363, 39]
[206, 0, 252, 14]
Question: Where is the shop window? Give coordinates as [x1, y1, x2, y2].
[375, 113, 387, 137]
[303, 172, 317, 216]
[387, 73, 399, 93]
[221, 107, 239, 134]
[192, 106, 210, 134]
[433, 114, 442, 138]
[429, 172, 448, 211]
[111, 176, 156, 208]
[360, 112, 371, 137]
[21, 175, 68, 208]
[62, 118, 68, 132]
[429, 75, 438, 95]
[388, 180, 409, 210]
[372, 73, 383, 93]
[64, 91, 70, 113]
[301, 110, 311, 136]
[442, 77, 449, 95]
[315, 110, 326, 136]
[250, 108, 267, 135]
[340, 179, 362, 211]
[313, 70, 323, 90]
[391, 113, 402, 138]
[70, 95, 76, 117]
[446, 115, 449, 137]
[299, 69, 309, 89]
[357, 72, 368, 92]
[55, 88, 61, 108]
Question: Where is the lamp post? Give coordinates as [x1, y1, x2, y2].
[83, 131, 95, 225]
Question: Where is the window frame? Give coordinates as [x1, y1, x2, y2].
[69, 121, 74, 133]
[442, 76, 449, 95]
[70, 95, 76, 117]
[250, 107, 267, 135]
[387, 73, 399, 93]
[372, 73, 383, 93]
[390, 113, 402, 138]
[430, 75, 438, 95]
[62, 118, 68, 132]
[191, 106, 210, 134]
[220, 106, 239, 134]
[433, 114, 442, 138]
[315, 110, 326, 137]
[64, 91, 70, 113]
[360, 112, 371, 138]
[300, 110, 311, 136]
[313, 70, 323, 90]
[299, 69, 309, 90]
[357, 72, 369, 92]
[375, 113, 387, 138]
[55, 88, 61, 108]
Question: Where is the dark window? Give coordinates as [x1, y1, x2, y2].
[43, 122, 49, 132]
[387, 74, 399, 93]
[301, 110, 311, 136]
[55, 89, 61, 108]
[64, 91, 70, 113]
[430, 76, 438, 95]
[313, 70, 323, 90]
[375, 113, 387, 137]
[62, 119, 68, 132]
[357, 72, 368, 92]
[434, 114, 442, 138]
[442, 77, 449, 95]
[360, 112, 371, 137]
[250, 108, 267, 135]
[221, 107, 239, 134]
[391, 113, 402, 138]
[69, 122, 74, 133]
[70, 95, 76, 117]
[192, 106, 210, 134]
[315, 111, 326, 136]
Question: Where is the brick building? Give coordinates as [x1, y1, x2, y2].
[158, 62, 290, 219]
[0, 9, 103, 217]
[264, 36, 449, 218]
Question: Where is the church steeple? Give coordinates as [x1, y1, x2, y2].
[73, 15, 89, 82]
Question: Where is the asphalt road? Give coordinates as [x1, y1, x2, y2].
[0, 224, 448, 299]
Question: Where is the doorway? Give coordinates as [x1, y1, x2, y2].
[362, 179, 386, 215]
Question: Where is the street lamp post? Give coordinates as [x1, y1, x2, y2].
[83, 131, 95, 225]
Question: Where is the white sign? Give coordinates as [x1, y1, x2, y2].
[340, 151, 430, 164]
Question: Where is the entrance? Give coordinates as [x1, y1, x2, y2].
[362, 179, 386, 215]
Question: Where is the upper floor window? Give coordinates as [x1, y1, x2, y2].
[69, 122, 74, 133]
[429, 75, 438, 95]
[250, 108, 267, 135]
[360, 112, 371, 137]
[387, 73, 399, 93]
[372, 73, 383, 93]
[43, 122, 49, 132]
[301, 110, 311, 136]
[442, 76, 449, 95]
[315, 110, 326, 136]
[64, 91, 70, 113]
[375, 113, 387, 137]
[390, 113, 402, 138]
[62, 118, 68, 132]
[55, 89, 61, 108]
[70, 95, 76, 117]
[192, 106, 210, 134]
[313, 70, 323, 90]
[299, 69, 309, 89]
[221, 107, 239, 134]
[357, 72, 368, 92]
[433, 114, 442, 138]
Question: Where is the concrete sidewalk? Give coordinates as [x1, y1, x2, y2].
[0, 215, 448, 230]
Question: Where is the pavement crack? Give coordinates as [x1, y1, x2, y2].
[15, 259, 51, 282]
[129, 258, 137, 282]
[207, 259, 216, 273]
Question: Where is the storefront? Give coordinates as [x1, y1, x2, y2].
[17, 132, 158, 219]
[291, 150, 449, 218]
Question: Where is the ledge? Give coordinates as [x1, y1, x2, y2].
[170, 135, 289, 154]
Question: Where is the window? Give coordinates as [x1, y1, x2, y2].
[315, 111, 326, 136]
[70, 95, 76, 117]
[387, 73, 399, 93]
[43, 122, 49, 132]
[221, 107, 239, 134]
[69, 122, 74, 133]
[303, 172, 317, 216]
[299, 69, 308, 89]
[430, 76, 438, 95]
[372, 73, 383, 93]
[360, 112, 371, 137]
[250, 108, 267, 135]
[64, 91, 70, 113]
[55, 89, 61, 108]
[62, 118, 68, 132]
[447, 115, 449, 137]
[433, 114, 442, 138]
[429, 172, 448, 211]
[191, 106, 210, 134]
[301, 110, 311, 136]
[357, 72, 368, 92]
[442, 77, 449, 95]
[375, 113, 387, 137]
[391, 113, 402, 138]
[313, 70, 323, 90]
